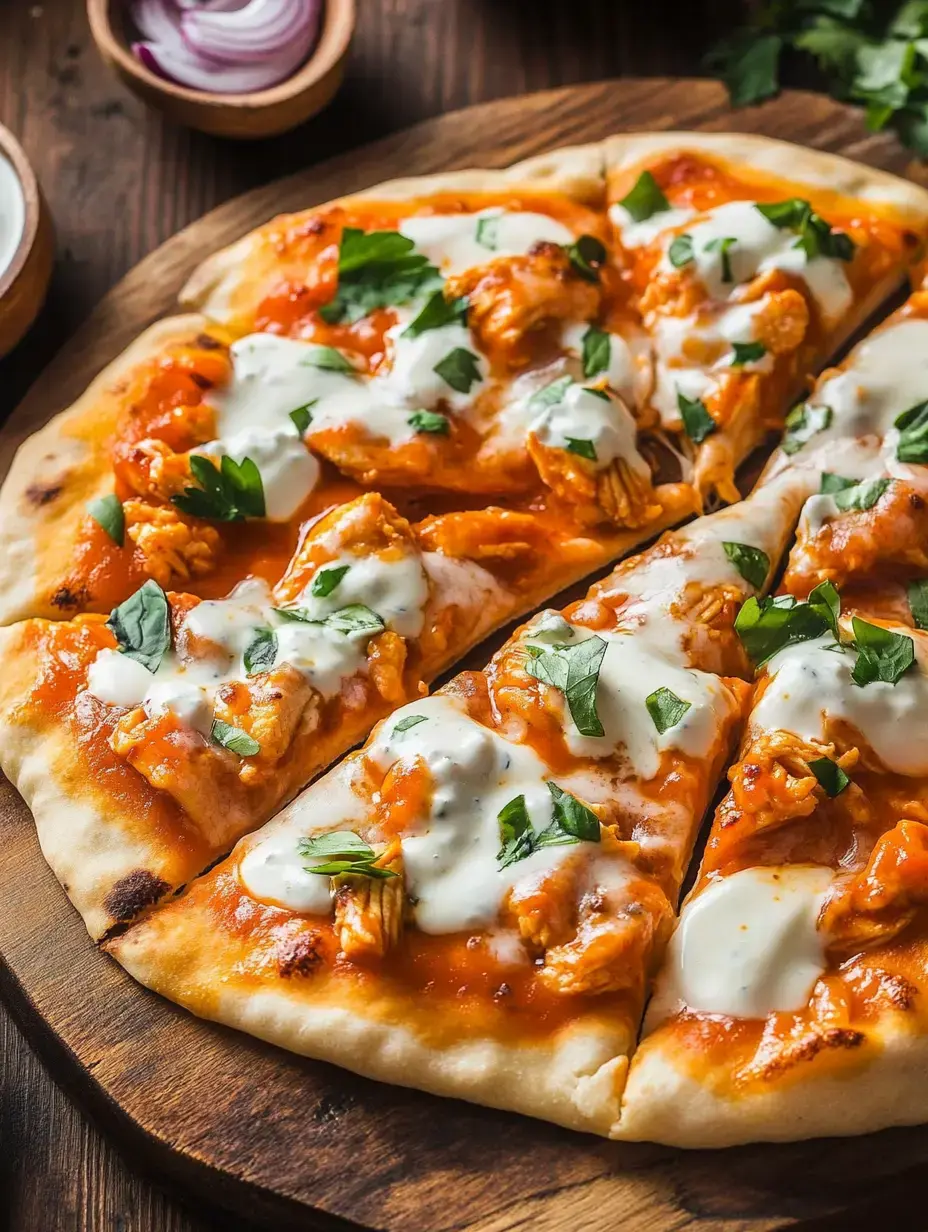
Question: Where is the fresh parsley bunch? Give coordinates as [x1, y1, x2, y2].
[707, 1, 928, 156]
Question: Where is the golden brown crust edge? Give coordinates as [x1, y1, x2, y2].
[0, 315, 213, 627]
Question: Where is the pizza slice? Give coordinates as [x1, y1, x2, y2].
[618, 461, 928, 1145]
[105, 473, 812, 1134]
[2, 484, 675, 940]
[605, 132, 928, 502]
[0, 149, 690, 627]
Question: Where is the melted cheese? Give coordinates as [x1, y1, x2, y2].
[288, 552, 429, 639]
[753, 632, 928, 776]
[658, 866, 833, 1019]
[560, 321, 638, 403]
[196, 425, 320, 522]
[398, 209, 575, 276]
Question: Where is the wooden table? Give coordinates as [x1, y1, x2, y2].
[0, 2, 745, 1228]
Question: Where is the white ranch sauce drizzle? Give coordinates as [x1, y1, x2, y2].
[398, 209, 575, 276]
[523, 617, 739, 778]
[239, 694, 613, 932]
[609, 201, 695, 249]
[802, 317, 928, 449]
[657, 866, 833, 1019]
[560, 321, 638, 403]
[499, 376, 648, 472]
[752, 631, 928, 776]
[0, 150, 25, 281]
[658, 200, 852, 320]
[86, 541, 430, 721]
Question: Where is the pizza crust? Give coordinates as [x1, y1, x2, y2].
[616, 1013, 928, 1147]
[180, 141, 606, 323]
[604, 131, 928, 219]
[0, 315, 216, 626]
[110, 907, 631, 1136]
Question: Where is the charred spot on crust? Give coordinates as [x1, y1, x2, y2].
[195, 333, 223, 351]
[104, 869, 171, 922]
[910, 493, 925, 511]
[755, 1026, 865, 1080]
[276, 933, 323, 978]
[879, 972, 919, 1011]
[189, 372, 213, 390]
[50, 584, 89, 611]
[25, 481, 63, 507]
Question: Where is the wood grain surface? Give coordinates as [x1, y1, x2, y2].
[0, 5, 920, 1231]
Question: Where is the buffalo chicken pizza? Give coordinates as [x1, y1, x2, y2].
[5, 132, 928, 1146]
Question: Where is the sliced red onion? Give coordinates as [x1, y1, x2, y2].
[128, 0, 321, 95]
[182, 0, 321, 68]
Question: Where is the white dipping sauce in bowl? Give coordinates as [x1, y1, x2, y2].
[0, 148, 25, 282]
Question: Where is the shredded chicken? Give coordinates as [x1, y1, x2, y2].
[727, 732, 861, 835]
[785, 481, 928, 593]
[822, 820, 928, 954]
[366, 630, 411, 704]
[526, 433, 659, 529]
[212, 665, 318, 786]
[124, 501, 221, 587]
[333, 844, 405, 960]
[414, 507, 546, 564]
[752, 288, 810, 355]
[445, 241, 601, 369]
[118, 440, 194, 502]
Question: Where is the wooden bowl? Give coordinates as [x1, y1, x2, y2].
[0, 124, 54, 360]
[86, 0, 356, 140]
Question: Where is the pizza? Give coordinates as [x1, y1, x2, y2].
[108, 472, 811, 1135]
[4, 131, 928, 1146]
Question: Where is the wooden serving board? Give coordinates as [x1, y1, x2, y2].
[3, 79, 928, 1232]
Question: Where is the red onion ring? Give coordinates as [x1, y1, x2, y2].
[128, 0, 322, 95]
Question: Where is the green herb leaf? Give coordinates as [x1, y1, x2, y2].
[908, 577, 928, 630]
[300, 344, 355, 373]
[311, 564, 350, 598]
[894, 400, 928, 463]
[393, 714, 427, 733]
[808, 579, 842, 643]
[705, 235, 738, 282]
[172, 454, 266, 522]
[668, 233, 694, 267]
[731, 340, 767, 367]
[408, 408, 450, 435]
[820, 472, 858, 495]
[106, 579, 171, 673]
[565, 437, 597, 461]
[723, 541, 771, 590]
[678, 391, 716, 443]
[617, 171, 670, 223]
[794, 17, 866, 77]
[529, 375, 573, 411]
[581, 326, 611, 378]
[525, 634, 607, 737]
[274, 603, 385, 639]
[433, 347, 482, 394]
[475, 215, 500, 250]
[211, 719, 260, 757]
[565, 234, 607, 282]
[645, 687, 692, 735]
[851, 618, 916, 686]
[808, 756, 850, 798]
[402, 290, 468, 338]
[324, 604, 385, 637]
[586, 387, 610, 401]
[735, 583, 839, 670]
[289, 401, 317, 435]
[320, 227, 442, 324]
[299, 830, 398, 879]
[756, 198, 854, 262]
[496, 794, 536, 869]
[546, 782, 601, 842]
[88, 493, 125, 546]
[243, 627, 278, 675]
[782, 403, 832, 455]
[832, 476, 891, 513]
